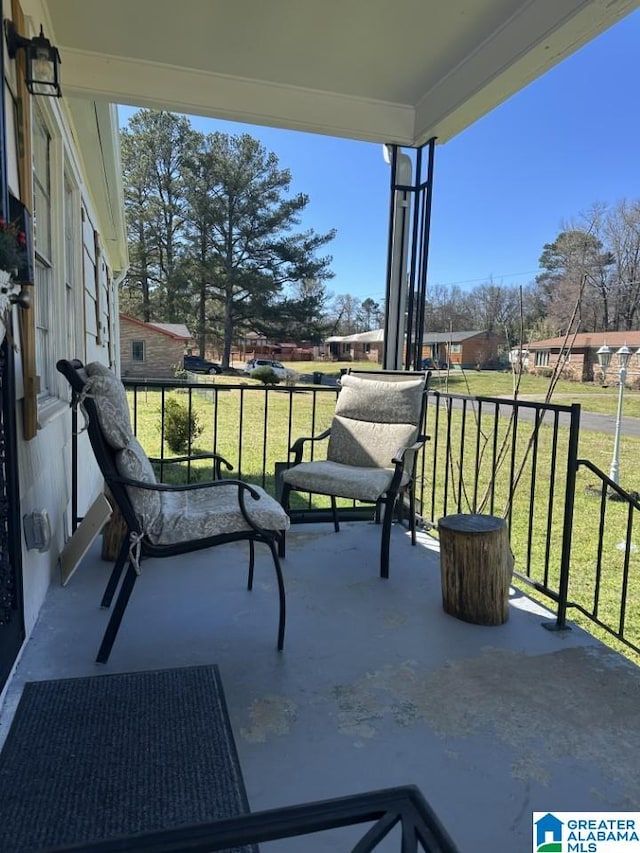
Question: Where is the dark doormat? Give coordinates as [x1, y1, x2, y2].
[0, 665, 254, 852]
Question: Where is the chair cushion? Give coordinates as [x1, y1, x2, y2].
[326, 373, 424, 468]
[328, 416, 417, 469]
[282, 460, 409, 502]
[84, 362, 133, 450]
[150, 484, 290, 545]
[336, 373, 425, 424]
[115, 436, 162, 533]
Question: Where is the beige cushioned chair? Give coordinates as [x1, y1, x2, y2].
[280, 370, 429, 578]
[57, 359, 290, 663]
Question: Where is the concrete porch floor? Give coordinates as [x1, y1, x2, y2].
[1, 521, 639, 852]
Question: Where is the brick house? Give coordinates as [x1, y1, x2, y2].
[120, 314, 192, 378]
[325, 330, 384, 362]
[422, 330, 499, 368]
[528, 333, 640, 383]
[325, 329, 498, 366]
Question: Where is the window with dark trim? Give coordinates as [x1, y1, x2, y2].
[131, 340, 145, 362]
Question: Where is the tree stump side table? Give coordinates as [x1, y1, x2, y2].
[438, 513, 513, 625]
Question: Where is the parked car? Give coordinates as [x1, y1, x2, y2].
[508, 348, 530, 369]
[421, 357, 448, 370]
[183, 354, 222, 374]
[243, 358, 292, 380]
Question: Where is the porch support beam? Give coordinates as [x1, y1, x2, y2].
[383, 138, 436, 371]
[58, 49, 417, 146]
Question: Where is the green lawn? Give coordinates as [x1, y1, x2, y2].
[421, 392, 640, 665]
[215, 361, 640, 419]
[125, 372, 640, 665]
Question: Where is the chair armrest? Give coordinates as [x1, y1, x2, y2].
[391, 437, 428, 465]
[148, 452, 234, 479]
[387, 435, 431, 495]
[110, 475, 283, 538]
[110, 475, 260, 499]
[290, 427, 331, 464]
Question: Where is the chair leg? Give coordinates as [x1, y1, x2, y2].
[280, 482, 291, 512]
[279, 484, 291, 558]
[268, 539, 287, 651]
[409, 484, 417, 546]
[96, 562, 138, 664]
[396, 491, 404, 525]
[330, 496, 340, 532]
[101, 535, 130, 608]
[380, 494, 395, 579]
[247, 540, 255, 590]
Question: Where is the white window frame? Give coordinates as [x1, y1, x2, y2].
[32, 103, 66, 418]
[33, 107, 55, 405]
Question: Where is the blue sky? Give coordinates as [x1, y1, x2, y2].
[118, 9, 640, 306]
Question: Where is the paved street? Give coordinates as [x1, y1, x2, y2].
[427, 393, 640, 437]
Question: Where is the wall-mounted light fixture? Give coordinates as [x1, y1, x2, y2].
[4, 20, 62, 98]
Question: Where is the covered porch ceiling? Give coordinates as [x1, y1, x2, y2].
[23, 0, 640, 147]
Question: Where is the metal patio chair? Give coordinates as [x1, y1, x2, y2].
[279, 369, 430, 578]
[57, 359, 289, 663]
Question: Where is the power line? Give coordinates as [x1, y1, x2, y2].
[428, 269, 540, 287]
[339, 269, 543, 303]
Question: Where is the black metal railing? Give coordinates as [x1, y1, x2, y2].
[56, 785, 459, 852]
[124, 377, 339, 486]
[121, 376, 640, 657]
[569, 459, 640, 655]
[419, 389, 581, 623]
[123, 377, 374, 522]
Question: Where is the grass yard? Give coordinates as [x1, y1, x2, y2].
[126, 374, 640, 664]
[211, 361, 640, 418]
[421, 395, 640, 664]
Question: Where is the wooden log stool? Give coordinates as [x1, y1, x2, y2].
[438, 513, 513, 625]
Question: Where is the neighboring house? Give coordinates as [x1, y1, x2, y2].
[237, 332, 315, 363]
[120, 314, 191, 378]
[421, 331, 499, 369]
[326, 329, 384, 362]
[325, 329, 498, 367]
[238, 331, 268, 356]
[528, 332, 640, 382]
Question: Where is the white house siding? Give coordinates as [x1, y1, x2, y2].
[4, 0, 127, 636]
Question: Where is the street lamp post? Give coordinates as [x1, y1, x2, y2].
[596, 343, 611, 385]
[597, 344, 632, 486]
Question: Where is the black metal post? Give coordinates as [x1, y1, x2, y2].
[552, 402, 581, 630]
[414, 139, 436, 369]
